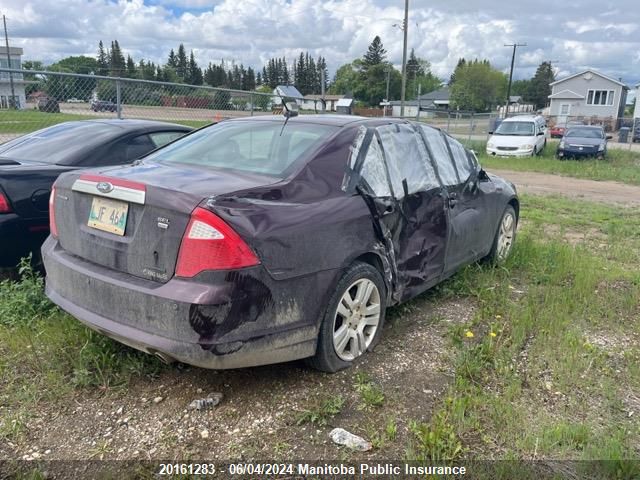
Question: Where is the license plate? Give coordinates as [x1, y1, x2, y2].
[88, 197, 129, 236]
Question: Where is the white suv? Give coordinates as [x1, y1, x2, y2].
[487, 115, 547, 157]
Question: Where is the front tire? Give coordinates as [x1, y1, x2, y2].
[307, 262, 386, 373]
[486, 205, 517, 264]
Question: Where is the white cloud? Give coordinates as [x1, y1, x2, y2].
[1, 0, 638, 85]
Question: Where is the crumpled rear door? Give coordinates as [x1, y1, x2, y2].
[344, 123, 448, 304]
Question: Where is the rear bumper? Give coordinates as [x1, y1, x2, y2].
[42, 237, 322, 369]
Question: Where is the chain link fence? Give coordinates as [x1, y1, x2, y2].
[0, 68, 326, 143]
[391, 107, 497, 148]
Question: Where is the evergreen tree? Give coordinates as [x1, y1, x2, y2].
[362, 36, 387, 68]
[528, 61, 555, 109]
[449, 58, 466, 86]
[97, 40, 109, 76]
[167, 49, 177, 68]
[126, 55, 136, 78]
[187, 50, 203, 85]
[109, 40, 126, 76]
[176, 44, 188, 80]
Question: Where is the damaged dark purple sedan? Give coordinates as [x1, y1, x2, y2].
[43, 115, 518, 372]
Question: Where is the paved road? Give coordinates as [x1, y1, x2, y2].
[489, 168, 640, 207]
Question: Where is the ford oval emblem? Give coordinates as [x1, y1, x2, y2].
[96, 182, 114, 194]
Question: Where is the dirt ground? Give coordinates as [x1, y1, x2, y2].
[489, 168, 640, 207]
[0, 296, 473, 463]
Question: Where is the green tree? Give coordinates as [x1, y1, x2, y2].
[46, 56, 98, 100]
[97, 41, 109, 76]
[186, 50, 203, 85]
[176, 44, 188, 81]
[449, 58, 466, 86]
[528, 61, 555, 109]
[109, 40, 126, 76]
[450, 59, 507, 112]
[22, 61, 45, 95]
[362, 36, 387, 69]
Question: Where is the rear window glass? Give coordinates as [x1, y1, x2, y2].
[147, 121, 338, 176]
[0, 122, 121, 165]
[149, 131, 187, 148]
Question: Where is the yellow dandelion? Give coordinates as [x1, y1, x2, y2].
[495, 314, 502, 319]
[490, 332, 497, 337]
[465, 331, 474, 338]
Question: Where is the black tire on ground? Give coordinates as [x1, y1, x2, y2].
[485, 205, 517, 265]
[306, 262, 387, 373]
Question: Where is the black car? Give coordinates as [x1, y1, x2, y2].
[43, 115, 518, 372]
[37, 97, 60, 113]
[556, 125, 611, 159]
[91, 100, 117, 112]
[0, 119, 191, 267]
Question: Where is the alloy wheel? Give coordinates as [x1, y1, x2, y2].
[497, 211, 516, 261]
[332, 278, 381, 361]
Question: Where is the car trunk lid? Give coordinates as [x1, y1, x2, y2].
[52, 162, 278, 283]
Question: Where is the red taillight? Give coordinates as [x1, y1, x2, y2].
[175, 207, 259, 277]
[0, 191, 11, 213]
[49, 187, 58, 238]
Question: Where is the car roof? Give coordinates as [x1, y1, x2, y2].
[227, 114, 402, 128]
[567, 125, 603, 130]
[78, 119, 192, 130]
[502, 115, 539, 122]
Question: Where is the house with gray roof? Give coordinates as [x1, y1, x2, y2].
[390, 86, 450, 117]
[548, 69, 629, 127]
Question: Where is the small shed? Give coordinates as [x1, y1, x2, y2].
[336, 98, 354, 115]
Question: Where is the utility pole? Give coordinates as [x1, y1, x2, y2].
[3, 15, 16, 109]
[504, 42, 526, 118]
[399, 0, 409, 117]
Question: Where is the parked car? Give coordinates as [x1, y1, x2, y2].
[37, 97, 60, 113]
[0, 120, 191, 268]
[43, 115, 519, 372]
[549, 120, 584, 138]
[67, 98, 84, 103]
[91, 100, 117, 112]
[556, 125, 612, 160]
[486, 115, 547, 156]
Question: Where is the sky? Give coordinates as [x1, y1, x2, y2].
[2, 0, 639, 88]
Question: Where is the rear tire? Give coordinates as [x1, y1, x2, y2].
[307, 262, 386, 373]
[485, 205, 517, 264]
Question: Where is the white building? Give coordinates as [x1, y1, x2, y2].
[634, 83, 639, 119]
[0, 46, 27, 109]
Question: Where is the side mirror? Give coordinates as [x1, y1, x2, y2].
[606, 135, 613, 140]
[478, 168, 490, 182]
[488, 130, 494, 135]
[537, 131, 545, 136]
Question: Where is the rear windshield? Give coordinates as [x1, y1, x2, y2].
[147, 121, 338, 176]
[565, 128, 604, 139]
[495, 121, 535, 136]
[0, 122, 121, 164]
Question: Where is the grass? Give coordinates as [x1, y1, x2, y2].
[472, 139, 640, 185]
[0, 109, 210, 134]
[0, 259, 166, 442]
[295, 395, 345, 426]
[353, 371, 385, 409]
[413, 194, 640, 475]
